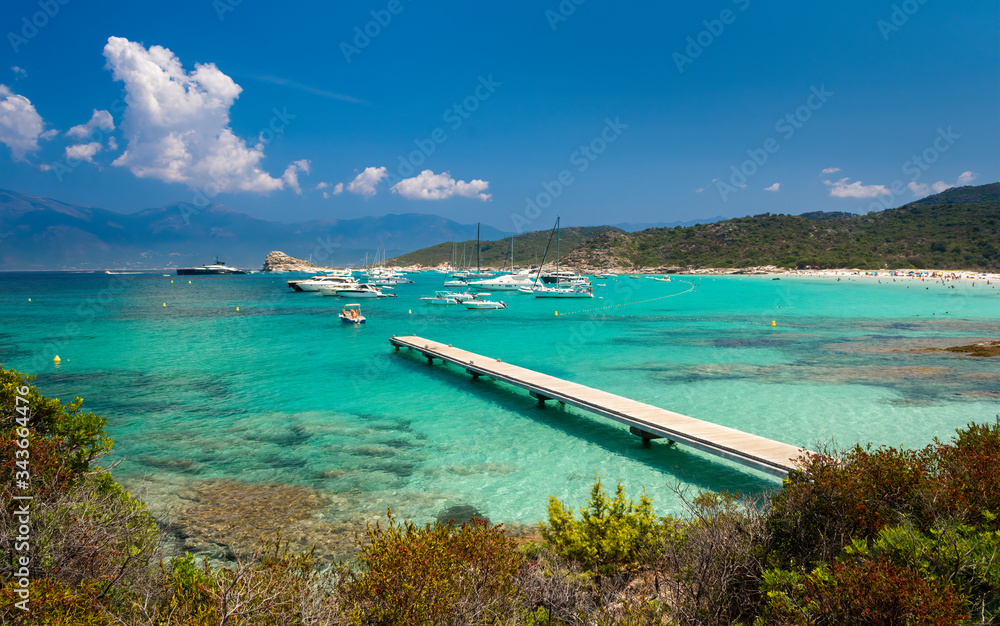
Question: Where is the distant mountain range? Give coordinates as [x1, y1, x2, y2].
[0, 190, 507, 270]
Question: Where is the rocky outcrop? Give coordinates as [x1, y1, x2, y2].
[261, 251, 339, 273]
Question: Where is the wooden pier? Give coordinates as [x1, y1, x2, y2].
[389, 335, 808, 478]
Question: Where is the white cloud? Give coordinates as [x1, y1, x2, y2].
[333, 182, 343, 195]
[281, 159, 310, 194]
[315, 181, 329, 190]
[346, 166, 388, 197]
[66, 109, 115, 139]
[102, 36, 298, 193]
[957, 171, 978, 186]
[821, 167, 841, 174]
[694, 187, 704, 193]
[764, 182, 780, 192]
[908, 171, 979, 198]
[11, 66, 27, 78]
[65, 142, 103, 163]
[391, 169, 491, 201]
[0, 84, 48, 160]
[824, 177, 890, 199]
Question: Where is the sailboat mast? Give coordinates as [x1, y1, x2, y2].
[555, 217, 560, 283]
[476, 223, 481, 275]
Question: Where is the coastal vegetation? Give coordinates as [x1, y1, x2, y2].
[4, 368, 1000, 624]
[566, 184, 1000, 271]
[387, 183, 1000, 272]
[387, 226, 624, 269]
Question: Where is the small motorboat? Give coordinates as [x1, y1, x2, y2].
[465, 299, 508, 309]
[420, 291, 459, 305]
[334, 283, 384, 298]
[653, 276, 672, 282]
[339, 304, 366, 324]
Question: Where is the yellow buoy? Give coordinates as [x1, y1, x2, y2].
[188, 281, 191, 284]
[171, 280, 174, 283]
[408, 309, 411, 314]
[771, 320, 776, 327]
[163, 303, 167, 307]
[554, 311, 559, 316]
[236, 306, 240, 311]
[53, 355, 61, 363]
[28, 298, 31, 301]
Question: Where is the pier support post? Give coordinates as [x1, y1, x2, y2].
[530, 391, 552, 405]
[421, 353, 434, 364]
[466, 369, 480, 379]
[630, 426, 664, 448]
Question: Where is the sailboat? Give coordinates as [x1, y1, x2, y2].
[467, 233, 534, 291]
[534, 217, 594, 298]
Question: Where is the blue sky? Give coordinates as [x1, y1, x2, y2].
[0, 0, 996, 231]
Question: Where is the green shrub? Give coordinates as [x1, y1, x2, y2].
[337, 514, 524, 625]
[0, 579, 115, 625]
[756, 558, 967, 625]
[541, 477, 659, 571]
[932, 418, 1000, 528]
[844, 520, 1000, 621]
[768, 445, 933, 569]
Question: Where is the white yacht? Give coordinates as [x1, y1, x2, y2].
[466, 270, 536, 291]
[420, 291, 459, 305]
[465, 298, 508, 309]
[534, 284, 594, 298]
[288, 271, 356, 292]
[330, 283, 387, 298]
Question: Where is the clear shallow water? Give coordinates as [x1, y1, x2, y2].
[1, 271, 997, 545]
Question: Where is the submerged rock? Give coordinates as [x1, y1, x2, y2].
[436, 504, 487, 526]
[167, 479, 357, 562]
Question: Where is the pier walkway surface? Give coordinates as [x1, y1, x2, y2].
[389, 335, 809, 477]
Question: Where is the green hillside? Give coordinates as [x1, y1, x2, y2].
[566, 183, 1000, 270]
[386, 225, 624, 268]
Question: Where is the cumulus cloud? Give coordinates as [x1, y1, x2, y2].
[391, 169, 491, 201]
[346, 166, 388, 197]
[315, 181, 329, 190]
[0, 84, 48, 160]
[957, 170, 978, 185]
[824, 177, 890, 199]
[102, 36, 297, 193]
[65, 142, 103, 163]
[908, 171, 978, 198]
[66, 109, 115, 139]
[281, 159, 310, 194]
[821, 167, 841, 174]
[764, 182, 780, 192]
[333, 182, 343, 195]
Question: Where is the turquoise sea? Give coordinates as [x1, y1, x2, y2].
[1, 271, 998, 556]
